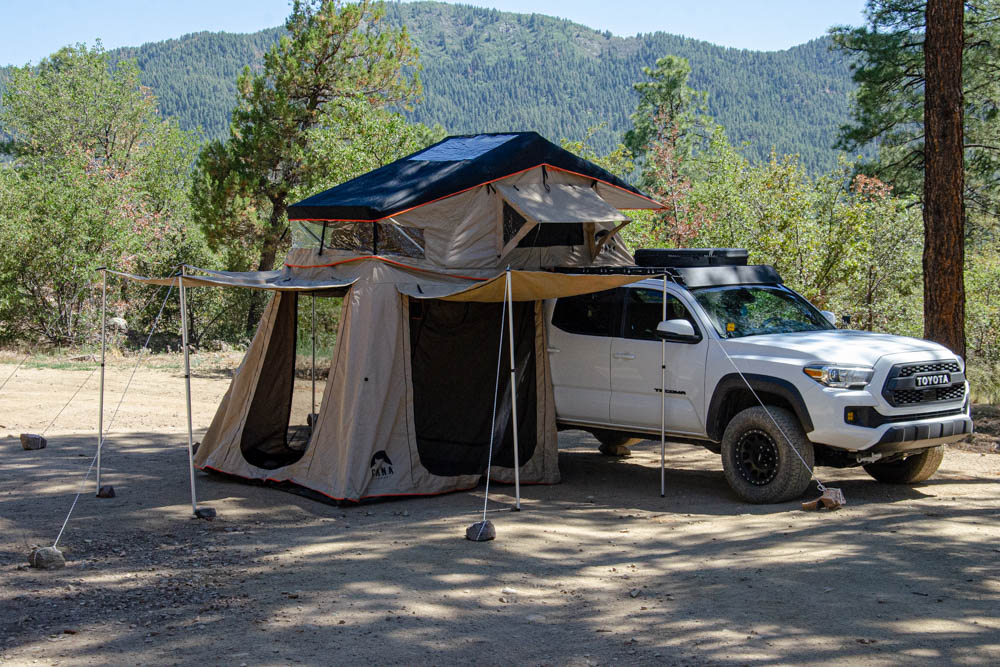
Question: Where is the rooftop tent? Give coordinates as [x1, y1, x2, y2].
[120, 132, 662, 504]
[286, 132, 661, 271]
[286, 132, 658, 221]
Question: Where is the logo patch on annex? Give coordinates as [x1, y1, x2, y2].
[370, 451, 394, 478]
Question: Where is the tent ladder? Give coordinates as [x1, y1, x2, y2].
[506, 268, 521, 511]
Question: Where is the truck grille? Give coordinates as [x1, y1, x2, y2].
[935, 384, 965, 402]
[896, 361, 961, 377]
[884, 360, 965, 407]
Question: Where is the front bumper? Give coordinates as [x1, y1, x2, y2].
[869, 414, 974, 454]
[804, 380, 972, 451]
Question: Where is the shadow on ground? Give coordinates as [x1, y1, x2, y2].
[1, 430, 998, 665]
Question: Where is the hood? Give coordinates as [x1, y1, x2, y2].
[722, 329, 956, 367]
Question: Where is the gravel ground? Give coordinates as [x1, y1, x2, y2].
[1, 359, 999, 666]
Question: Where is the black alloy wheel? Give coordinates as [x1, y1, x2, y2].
[720, 406, 814, 504]
[734, 429, 779, 486]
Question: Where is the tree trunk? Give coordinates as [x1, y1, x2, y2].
[244, 201, 287, 338]
[923, 0, 966, 358]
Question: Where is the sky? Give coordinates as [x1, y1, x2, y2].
[1, 0, 870, 67]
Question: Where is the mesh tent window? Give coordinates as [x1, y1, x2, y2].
[295, 221, 425, 258]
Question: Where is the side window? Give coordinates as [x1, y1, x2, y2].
[625, 288, 697, 341]
[551, 289, 619, 337]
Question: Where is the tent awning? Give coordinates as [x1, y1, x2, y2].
[397, 271, 654, 303]
[110, 267, 357, 293]
[497, 184, 630, 224]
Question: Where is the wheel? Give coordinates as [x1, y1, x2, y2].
[591, 430, 640, 457]
[721, 406, 815, 504]
[863, 446, 944, 484]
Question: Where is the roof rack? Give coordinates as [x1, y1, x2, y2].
[550, 266, 676, 277]
[550, 263, 783, 288]
[634, 248, 748, 268]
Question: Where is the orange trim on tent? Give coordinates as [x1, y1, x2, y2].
[288, 162, 666, 223]
[284, 254, 490, 282]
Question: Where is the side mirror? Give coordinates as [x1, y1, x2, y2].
[821, 310, 837, 326]
[656, 319, 701, 343]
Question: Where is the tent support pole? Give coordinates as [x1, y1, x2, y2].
[660, 275, 667, 498]
[506, 268, 521, 511]
[179, 267, 198, 516]
[311, 294, 317, 421]
[96, 268, 107, 493]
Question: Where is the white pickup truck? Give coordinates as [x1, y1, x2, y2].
[547, 249, 973, 503]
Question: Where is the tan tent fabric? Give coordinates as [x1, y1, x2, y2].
[387, 166, 639, 269]
[197, 294, 288, 477]
[121, 146, 657, 503]
[194, 260, 556, 501]
[398, 271, 652, 303]
[497, 184, 629, 224]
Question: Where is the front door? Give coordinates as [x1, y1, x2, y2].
[610, 286, 709, 436]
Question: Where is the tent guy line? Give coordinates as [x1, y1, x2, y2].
[55, 281, 176, 547]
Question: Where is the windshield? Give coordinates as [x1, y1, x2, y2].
[692, 285, 833, 338]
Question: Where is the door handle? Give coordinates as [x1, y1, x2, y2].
[547, 347, 560, 353]
[612, 352, 636, 360]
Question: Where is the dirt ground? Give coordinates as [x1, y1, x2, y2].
[1, 356, 999, 666]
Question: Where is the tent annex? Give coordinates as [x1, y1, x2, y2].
[118, 132, 663, 504]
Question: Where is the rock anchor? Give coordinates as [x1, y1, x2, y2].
[20, 433, 47, 450]
[28, 546, 65, 569]
[465, 520, 496, 541]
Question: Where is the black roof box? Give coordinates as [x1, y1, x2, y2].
[634, 248, 748, 268]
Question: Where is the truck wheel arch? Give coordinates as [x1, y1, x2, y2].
[706, 374, 814, 442]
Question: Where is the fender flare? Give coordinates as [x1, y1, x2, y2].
[706, 373, 814, 441]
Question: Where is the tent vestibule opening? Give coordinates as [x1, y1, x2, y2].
[239, 292, 304, 470]
[408, 298, 537, 477]
[239, 291, 341, 470]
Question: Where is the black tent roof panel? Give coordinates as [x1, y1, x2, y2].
[287, 132, 658, 222]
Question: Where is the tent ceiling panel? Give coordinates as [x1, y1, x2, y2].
[497, 184, 630, 224]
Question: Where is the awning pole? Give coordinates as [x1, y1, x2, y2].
[660, 274, 667, 498]
[506, 268, 521, 511]
[311, 294, 317, 420]
[179, 267, 198, 516]
[96, 268, 107, 493]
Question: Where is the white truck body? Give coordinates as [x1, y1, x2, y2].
[544, 268, 972, 502]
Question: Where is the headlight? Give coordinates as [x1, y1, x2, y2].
[803, 364, 874, 388]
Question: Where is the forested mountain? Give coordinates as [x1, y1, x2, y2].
[2, 2, 858, 171]
[387, 3, 857, 171]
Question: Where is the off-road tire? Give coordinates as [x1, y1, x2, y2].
[591, 430, 640, 456]
[863, 446, 944, 484]
[721, 406, 815, 504]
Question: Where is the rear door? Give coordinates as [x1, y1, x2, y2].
[546, 289, 621, 425]
[610, 286, 709, 435]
